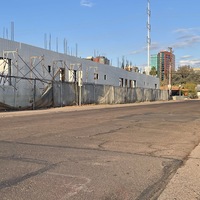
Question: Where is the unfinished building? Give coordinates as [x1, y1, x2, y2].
[0, 38, 167, 110]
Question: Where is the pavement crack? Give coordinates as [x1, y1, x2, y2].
[0, 155, 50, 165]
[0, 163, 57, 190]
[92, 127, 123, 137]
[98, 141, 109, 149]
[0, 140, 182, 161]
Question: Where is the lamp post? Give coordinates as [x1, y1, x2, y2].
[168, 47, 173, 99]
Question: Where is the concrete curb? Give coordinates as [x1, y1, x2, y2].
[0, 100, 187, 118]
[158, 144, 200, 200]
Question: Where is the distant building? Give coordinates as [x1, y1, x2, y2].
[157, 50, 175, 82]
[150, 54, 158, 72]
[88, 56, 110, 65]
[124, 65, 139, 73]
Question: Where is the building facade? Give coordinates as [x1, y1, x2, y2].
[150, 54, 158, 71]
[157, 51, 175, 83]
[0, 38, 161, 109]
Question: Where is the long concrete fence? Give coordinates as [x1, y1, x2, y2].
[0, 81, 169, 110]
[52, 82, 169, 107]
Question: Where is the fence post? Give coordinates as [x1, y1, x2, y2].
[33, 78, 36, 110]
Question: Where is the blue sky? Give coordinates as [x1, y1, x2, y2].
[1, 0, 200, 70]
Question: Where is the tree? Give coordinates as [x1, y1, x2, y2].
[172, 65, 200, 98]
[184, 82, 197, 99]
[172, 65, 200, 85]
[149, 66, 157, 76]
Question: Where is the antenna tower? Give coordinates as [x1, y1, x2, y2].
[147, 0, 151, 75]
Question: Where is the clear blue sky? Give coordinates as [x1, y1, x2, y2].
[1, 0, 200, 70]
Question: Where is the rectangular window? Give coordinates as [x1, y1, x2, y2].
[133, 80, 136, 88]
[104, 75, 107, 80]
[68, 69, 77, 82]
[48, 65, 51, 73]
[59, 68, 65, 82]
[125, 79, 128, 87]
[94, 73, 99, 80]
[0, 58, 11, 85]
[119, 78, 123, 87]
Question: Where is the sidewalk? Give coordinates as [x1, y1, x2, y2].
[0, 100, 185, 118]
[158, 144, 200, 200]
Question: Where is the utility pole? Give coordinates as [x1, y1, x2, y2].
[49, 34, 51, 50]
[44, 33, 47, 49]
[76, 43, 78, 57]
[11, 21, 14, 41]
[168, 47, 173, 99]
[56, 37, 58, 52]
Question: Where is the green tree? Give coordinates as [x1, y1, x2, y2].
[150, 66, 157, 76]
[172, 65, 200, 85]
[172, 65, 200, 98]
[184, 82, 197, 99]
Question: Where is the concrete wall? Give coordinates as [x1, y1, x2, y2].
[53, 82, 169, 107]
[0, 38, 168, 110]
[0, 80, 168, 110]
[0, 38, 160, 89]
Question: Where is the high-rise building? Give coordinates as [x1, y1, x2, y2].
[157, 51, 175, 83]
[150, 54, 158, 71]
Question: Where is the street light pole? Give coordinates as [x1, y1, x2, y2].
[168, 47, 173, 99]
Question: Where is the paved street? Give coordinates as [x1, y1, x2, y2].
[0, 100, 200, 200]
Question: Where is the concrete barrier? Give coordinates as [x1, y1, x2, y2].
[0, 81, 169, 109]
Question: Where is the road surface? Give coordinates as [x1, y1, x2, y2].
[0, 100, 199, 199]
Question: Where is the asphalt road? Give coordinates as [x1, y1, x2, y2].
[0, 100, 200, 200]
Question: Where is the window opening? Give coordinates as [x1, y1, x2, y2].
[94, 73, 99, 80]
[119, 78, 123, 87]
[48, 65, 51, 73]
[59, 68, 65, 82]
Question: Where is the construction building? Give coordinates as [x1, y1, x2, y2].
[0, 38, 166, 110]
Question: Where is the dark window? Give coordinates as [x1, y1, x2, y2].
[119, 78, 123, 87]
[125, 79, 128, 87]
[94, 73, 99, 80]
[48, 65, 51, 73]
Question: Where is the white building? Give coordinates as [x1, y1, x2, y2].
[0, 38, 161, 109]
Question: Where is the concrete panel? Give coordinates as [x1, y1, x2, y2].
[82, 84, 96, 104]
[0, 38, 160, 89]
[114, 87, 126, 104]
[96, 85, 114, 104]
[0, 80, 169, 110]
[144, 89, 153, 101]
[136, 88, 145, 102]
[53, 82, 77, 107]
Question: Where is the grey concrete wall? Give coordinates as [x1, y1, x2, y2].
[0, 38, 160, 89]
[0, 79, 168, 109]
[53, 82, 77, 106]
[52, 82, 169, 107]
